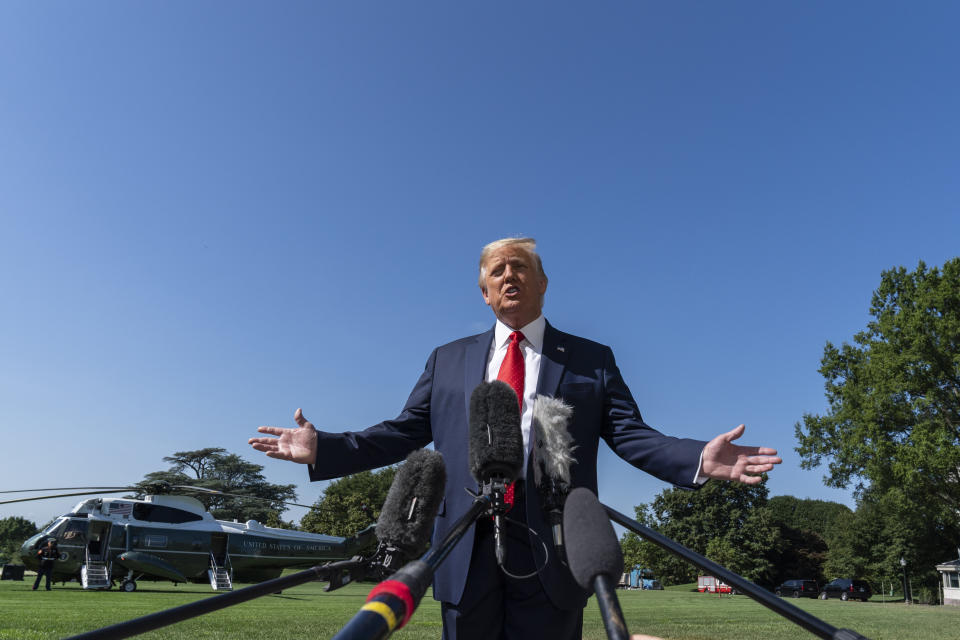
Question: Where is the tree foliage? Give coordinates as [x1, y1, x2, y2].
[300, 467, 397, 538]
[619, 504, 664, 574]
[0, 516, 39, 564]
[620, 480, 779, 586]
[765, 496, 850, 585]
[767, 495, 851, 539]
[796, 258, 960, 512]
[822, 487, 958, 602]
[133, 448, 298, 523]
[770, 523, 829, 586]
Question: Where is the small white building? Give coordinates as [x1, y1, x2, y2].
[935, 559, 960, 606]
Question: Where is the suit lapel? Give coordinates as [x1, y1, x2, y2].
[536, 321, 568, 398]
[464, 328, 495, 426]
[525, 321, 570, 488]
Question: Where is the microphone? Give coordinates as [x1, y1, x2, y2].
[563, 488, 629, 640]
[468, 380, 523, 567]
[332, 559, 434, 640]
[531, 394, 576, 561]
[331, 449, 447, 640]
[372, 448, 447, 575]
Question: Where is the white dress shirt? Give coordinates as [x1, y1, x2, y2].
[485, 315, 546, 471]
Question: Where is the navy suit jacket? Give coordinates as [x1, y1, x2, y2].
[309, 322, 706, 609]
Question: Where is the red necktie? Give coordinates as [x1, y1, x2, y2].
[497, 330, 525, 511]
[497, 331, 525, 410]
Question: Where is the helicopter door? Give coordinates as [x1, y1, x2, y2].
[208, 533, 233, 591]
[86, 521, 111, 559]
[211, 533, 228, 565]
[81, 521, 112, 590]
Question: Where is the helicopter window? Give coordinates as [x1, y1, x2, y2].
[41, 518, 66, 536]
[62, 519, 88, 541]
[132, 503, 202, 524]
[144, 535, 168, 548]
[110, 527, 126, 546]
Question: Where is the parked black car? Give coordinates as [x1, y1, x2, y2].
[775, 579, 819, 598]
[820, 578, 872, 601]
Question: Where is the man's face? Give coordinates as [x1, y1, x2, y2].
[480, 246, 547, 329]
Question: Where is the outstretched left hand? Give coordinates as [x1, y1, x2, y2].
[700, 424, 781, 485]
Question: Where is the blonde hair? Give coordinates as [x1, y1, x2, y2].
[477, 237, 547, 288]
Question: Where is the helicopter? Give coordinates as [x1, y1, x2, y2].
[6, 485, 376, 593]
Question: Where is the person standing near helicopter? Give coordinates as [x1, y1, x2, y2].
[32, 539, 58, 591]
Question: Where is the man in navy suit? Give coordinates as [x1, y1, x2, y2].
[250, 237, 781, 640]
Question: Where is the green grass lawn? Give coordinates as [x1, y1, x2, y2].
[1, 577, 958, 639]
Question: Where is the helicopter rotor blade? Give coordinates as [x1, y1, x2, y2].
[169, 484, 225, 494]
[1, 485, 314, 510]
[0, 489, 138, 506]
[0, 487, 134, 494]
[169, 485, 314, 509]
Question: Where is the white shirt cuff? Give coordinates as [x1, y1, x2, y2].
[693, 449, 708, 485]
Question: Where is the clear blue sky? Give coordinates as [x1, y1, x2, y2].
[2, 2, 958, 530]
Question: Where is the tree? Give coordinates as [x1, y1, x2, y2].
[796, 258, 960, 511]
[301, 467, 397, 538]
[795, 258, 960, 599]
[764, 496, 853, 585]
[620, 480, 779, 586]
[770, 523, 829, 586]
[767, 496, 852, 540]
[620, 504, 672, 578]
[824, 487, 957, 603]
[0, 516, 39, 564]
[133, 448, 298, 523]
[705, 508, 780, 584]
[163, 447, 226, 478]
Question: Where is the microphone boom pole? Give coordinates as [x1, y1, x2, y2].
[421, 496, 490, 570]
[593, 574, 629, 640]
[331, 495, 491, 640]
[65, 559, 363, 640]
[602, 504, 870, 640]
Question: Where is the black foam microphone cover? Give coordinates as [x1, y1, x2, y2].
[563, 487, 624, 590]
[375, 449, 446, 554]
[468, 381, 524, 483]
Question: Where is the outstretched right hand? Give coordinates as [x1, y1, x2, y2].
[248, 408, 318, 465]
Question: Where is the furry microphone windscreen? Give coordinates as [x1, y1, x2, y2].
[532, 394, 576, 486]
[375, 449, 447, 554]
[468, 380, 524, 483]
[562, 487, 624, 590]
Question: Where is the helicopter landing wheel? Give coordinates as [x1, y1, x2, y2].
[121, 580, 137, 592]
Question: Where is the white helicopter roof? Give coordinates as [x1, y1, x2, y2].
[69, 495, 211, 519]
[66, 495, 344, 543]
[143, 494, 207, 515]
